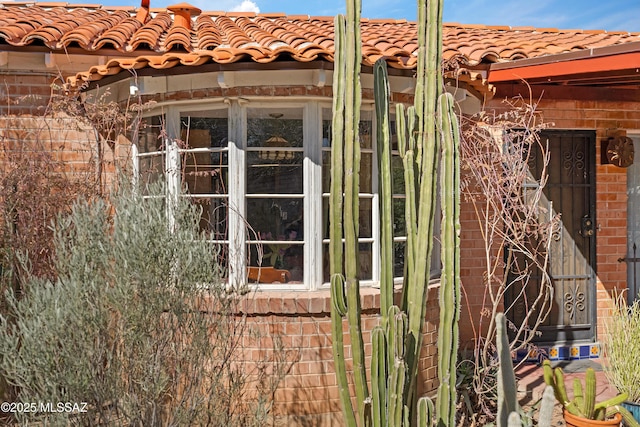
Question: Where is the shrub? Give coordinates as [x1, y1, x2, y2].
[603, 294, 640, 404]
[0, 183, 285, 426]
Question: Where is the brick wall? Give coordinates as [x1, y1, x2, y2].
[237, 286, 441, 426]
[463, 85, 640, 346]
[0, 72, 58, 115]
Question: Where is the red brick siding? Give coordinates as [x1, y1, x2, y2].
[0, 73, 58, 115]
[473, 90, 640, 344]
[237, 286, 441, 426]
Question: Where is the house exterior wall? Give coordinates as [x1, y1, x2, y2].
[459, 84, 640, 348]
[9, 52, 640, 421]
[0, 72, 56, 115]
[0, 66, 444, 425]
[237, 286, 440, 426]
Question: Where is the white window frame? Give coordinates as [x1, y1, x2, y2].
[132, 98, 436, 291]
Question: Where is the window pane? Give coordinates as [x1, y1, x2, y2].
[247, 198, 303, 241]
[137, 115, 163, 153]
[322, 110, 373, 194]
[392, 155, 406, 195]
[137, 115, 164, 189]
[247, 153, 303, 194]
[321, 196, 372, 239]
[394, 241, 406, 278]
[180, 113, 228, 195]
[322, 242, 373, 282]
[180, 112, 229, 242]
[248, 244, 304, 284]
[192, 197, 228, 240]
[247, 109, 303, 148]
[322, 151, 373, 194]
[393, 197, 406, 237]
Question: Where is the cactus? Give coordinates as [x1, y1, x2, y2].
[330, 0, 460, 424]
[374, 56, 394, 328]
[329, 11, 357, 427]
[371, 326, 387, 427]
[435, 89, 462, 427]
[496, 313, 556, 427]
[418, 396, 435, 427]
[496, 313, 518, 426]
[543, 359, 640, 426]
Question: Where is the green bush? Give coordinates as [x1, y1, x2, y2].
[0, 184, 282, 426]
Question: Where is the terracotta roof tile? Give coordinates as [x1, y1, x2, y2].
[0, 3, 637, 86]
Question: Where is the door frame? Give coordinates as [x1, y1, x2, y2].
[512, 129, 598, 344]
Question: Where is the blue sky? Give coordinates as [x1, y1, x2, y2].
[67, 0, 640, 32]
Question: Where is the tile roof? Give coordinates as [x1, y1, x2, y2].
[0, 2, 638, 86]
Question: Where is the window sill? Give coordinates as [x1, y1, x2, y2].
[237, 281, 441, 315]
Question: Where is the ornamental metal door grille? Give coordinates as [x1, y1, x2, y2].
[509, 130, 597, 344]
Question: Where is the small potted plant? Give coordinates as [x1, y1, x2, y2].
[542, 360, 640, 427]
[602, 294, 640, 423]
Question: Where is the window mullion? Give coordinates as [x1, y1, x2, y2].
[371, 110, 380, 287]
[228, 101, 247, 287]
[304, 102, 322, 290]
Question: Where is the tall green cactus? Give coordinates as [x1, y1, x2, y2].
[330, 0, 460, 425]
[330, 2, 368, 426]
[329, 11, 357, 427]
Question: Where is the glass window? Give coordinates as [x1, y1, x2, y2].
[180, 110, 229, 273]
[136, 115, 165, 190]
[134, 101, 440, 290]
[321, 109, 374, 282]
[246, 108, 304, 284]
[390, 118, 408, 278]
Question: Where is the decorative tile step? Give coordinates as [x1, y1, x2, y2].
[513, 343, 600, 362]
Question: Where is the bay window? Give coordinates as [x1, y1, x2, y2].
[134, 100, 435, 290]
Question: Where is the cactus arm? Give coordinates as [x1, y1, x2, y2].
[329, 14, 356, 427]
[542, 360, 569, 405]
[386, 305, 399, 365]
[538, 386, 556, 427]
[374, 59, 394, 327]
[330, 301, 357, 427]
[406, 0, 443, 408]
[330, 274, 348, 316]
[553, 367, 570, 406]
[417, 397, 434, 427]
[342, 1, 369, 424]
[594, 391, 629, 411]
[496, 313, 518, 427]
[583, 368, 596, 418]
[388, 359, 406, 427]
[611, 405, 640, 427]
[584, 367, 600, 419]
[435, 92, 461, 427]
[573, 378, 584, 414]
[507, 412, 522, 427]
[329, 16, 345, 279]
[371, 326, 387, 427]
[396, 104, 417, 313]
